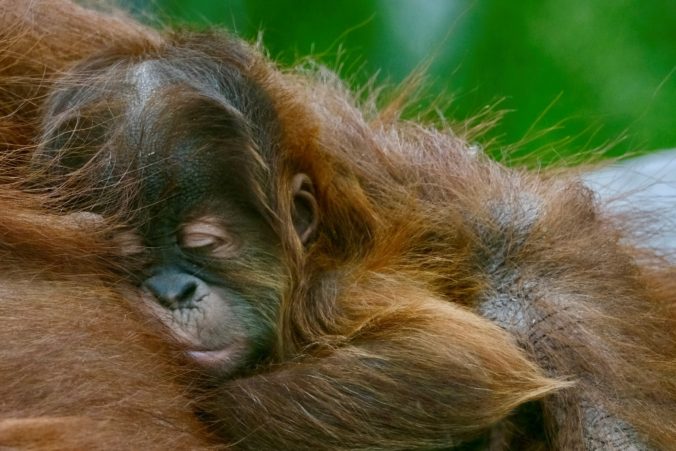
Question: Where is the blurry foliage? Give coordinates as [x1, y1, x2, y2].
[128, 0, 675, 166]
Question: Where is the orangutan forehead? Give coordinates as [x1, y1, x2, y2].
[36, 39, 281, 220]
[120, 64, 264, 213]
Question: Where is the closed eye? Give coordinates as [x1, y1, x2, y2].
[179, 217, 239, 258]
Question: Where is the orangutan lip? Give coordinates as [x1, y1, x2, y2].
[137, 291, 241, 369]
[185, 347, 235, 367]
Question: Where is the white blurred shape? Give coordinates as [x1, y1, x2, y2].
[584, 150, 676, 260]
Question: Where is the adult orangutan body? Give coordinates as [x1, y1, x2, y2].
[0, 194, 219, 450]
[1, 1, 674, 450]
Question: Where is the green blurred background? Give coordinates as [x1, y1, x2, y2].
[125, 0, 674, 165]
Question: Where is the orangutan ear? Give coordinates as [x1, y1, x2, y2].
[291, 173, 318, 244]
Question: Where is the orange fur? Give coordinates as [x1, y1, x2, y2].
[0, 192, 219, 450]
[1, 1, 674, 450]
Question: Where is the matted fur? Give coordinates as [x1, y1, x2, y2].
[0, 1, 674, 450]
